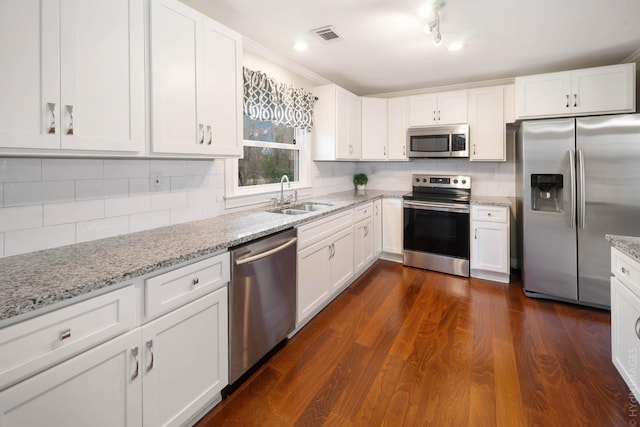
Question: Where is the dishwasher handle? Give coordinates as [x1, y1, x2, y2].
[235, 237, 298, 265]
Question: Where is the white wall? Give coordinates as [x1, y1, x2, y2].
[0, 158, 225, 258]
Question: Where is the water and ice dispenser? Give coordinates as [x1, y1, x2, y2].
[531, 174, 563, 212]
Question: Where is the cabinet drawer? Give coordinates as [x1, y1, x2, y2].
[471, 205, 507, 223]
[0, 285, 137, 390]
[612, 248, 640, 296]
[353, 202, 373, 223]
[145, 252, 230, 319]
[297, 209, 353, 250]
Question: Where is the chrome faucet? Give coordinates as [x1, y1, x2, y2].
[280, 174, 290, 205]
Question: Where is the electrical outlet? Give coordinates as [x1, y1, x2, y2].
[150, 172, 164, 192]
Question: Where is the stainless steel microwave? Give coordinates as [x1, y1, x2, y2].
[407, 124, 469, 158]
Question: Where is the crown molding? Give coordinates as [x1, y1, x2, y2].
[243, 38, 331, 86]
[370, 77, 516, 98]
[623, 48, 640, 64]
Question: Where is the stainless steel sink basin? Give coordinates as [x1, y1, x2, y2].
[268, 202, 333, 215]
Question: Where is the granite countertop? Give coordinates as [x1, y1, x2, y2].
[470, 196, 512, 207]
[0, 190, 404, 326]
[606, 235, 640, 263]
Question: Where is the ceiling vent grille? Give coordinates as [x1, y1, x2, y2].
[311, 26, 343, 42]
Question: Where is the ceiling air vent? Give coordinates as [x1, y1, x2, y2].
[311, 26, 343, 43]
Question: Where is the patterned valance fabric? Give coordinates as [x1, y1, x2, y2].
[243, 67, 317, 131]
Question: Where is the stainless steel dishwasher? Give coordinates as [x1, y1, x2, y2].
[228, 228, 297, 386]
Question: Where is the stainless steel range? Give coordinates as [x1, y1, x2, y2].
[403, 174, 471, 277]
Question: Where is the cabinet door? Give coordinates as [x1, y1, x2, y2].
[361, 98, 387, 160]
[150, 0, 202, 154]
[297, 239, 331, 323]
[408, 94, 437, 127]
[353, 217, 373, 272]
[200, 18, 242, 157]
[373, 200, 382, 255]
[348, 93, 362, 159]
[141, 288, 228, 427]
[515, 71, 571, 118]
[335, 87, 351, 159]
[0, 0, 60, 150]
[468, 86, 505, 161]
[437, 91, 467, 125]
[387, 97, 408, 160]
[571, 64, 635, 115]
[470, 221, 509, 274]
[330, 227, 355, 293]
[382, 198, 403, 255]
[59, 0, 144, 152]
[611, 277, 640, 400]
[0, 330, 141, 427]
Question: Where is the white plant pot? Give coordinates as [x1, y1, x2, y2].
[356, 184, 366, 192]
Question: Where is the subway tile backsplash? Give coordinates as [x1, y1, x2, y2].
[0, 158, 225, 258]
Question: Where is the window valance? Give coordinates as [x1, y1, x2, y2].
[243, 67, 317, 131]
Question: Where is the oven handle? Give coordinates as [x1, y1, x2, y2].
[403, 200, 470, 214]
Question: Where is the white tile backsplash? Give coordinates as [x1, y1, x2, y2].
[4, 181, 76, 207]
[0, 158, 225, 259]
[130, 210, 171, 233]
[44, 200, 105, 226]
[42, 159, 103, 181]
[76, 179, 129, 200]
[76, 216, 129, 243]
[104, 159, 150, 179]
[0, 206, 43, 232]
[0, 158, 42, 182]
[105, 195, 151, 217]
[5, 224, 76, 257]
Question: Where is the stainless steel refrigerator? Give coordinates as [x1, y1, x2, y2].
[516, 114, 640, 308]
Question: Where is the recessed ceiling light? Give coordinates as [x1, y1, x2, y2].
[293, 41, 308, 52]
[447, 41, 466, 51]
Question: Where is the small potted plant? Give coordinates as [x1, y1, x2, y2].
[353, 173, 368, 192]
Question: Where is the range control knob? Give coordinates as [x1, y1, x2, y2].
[462, 179, 467, 184]
[453, 179, 459, 184]
[415, 177, 420, 183]
[422, 178, 427, 183]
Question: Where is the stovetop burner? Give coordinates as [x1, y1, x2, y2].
[403, 174, 471, 204]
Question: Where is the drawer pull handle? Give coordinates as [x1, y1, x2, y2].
[66, 105, 74, 135]
[474, 228, 478, 239]
[59, 329, 71, 341]
[131, 347, 139, 380]
[192, 277, 200, 286]
[47, 102, 56, 134]
[635, 318, 640, 340]
[146, 340, 154, 372]
[622, 267, 628, 275]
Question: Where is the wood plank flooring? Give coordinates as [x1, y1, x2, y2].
[196, 260, 632, 426]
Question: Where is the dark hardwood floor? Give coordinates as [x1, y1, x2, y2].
[197, 260, 631, 426]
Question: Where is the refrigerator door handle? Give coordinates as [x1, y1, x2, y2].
[569, 149, 576, 230]
[577, 149, 586, 229]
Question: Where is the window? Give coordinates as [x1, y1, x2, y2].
[239, 115, 300, 187]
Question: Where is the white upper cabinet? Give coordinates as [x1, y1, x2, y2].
[311, 84, 361, 160]
[387, 97, 408, 160]
[468, 85, 510, 162]
[515, 63, 636, 119]
[150, 0, 242, 157]
[408, 91, 467, 127]
[0, 0, 145, 153]
[361, 98, 388, 160]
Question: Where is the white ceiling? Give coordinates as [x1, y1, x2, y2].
[182, 0, 640, 96]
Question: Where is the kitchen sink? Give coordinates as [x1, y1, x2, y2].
[268, 202, 333, 215]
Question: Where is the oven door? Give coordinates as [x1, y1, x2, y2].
[403, 200, 470, 276]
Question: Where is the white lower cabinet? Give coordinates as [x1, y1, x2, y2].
[373, 200, 383, 256]
[0, 252, 230, 427]
[382, 198, 403, 256]
[470, 205, 510, 283]
[611, 247, 640, 400]
[297, 210, 354, 325]
[353, 204, 374, 273]
[141, 287, 228, 427]
[0, 329, 142, 426]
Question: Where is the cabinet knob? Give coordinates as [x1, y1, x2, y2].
[192, 277, 200, 286]
[487, 212, 492, 217]
[621, 267, 628, 275]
